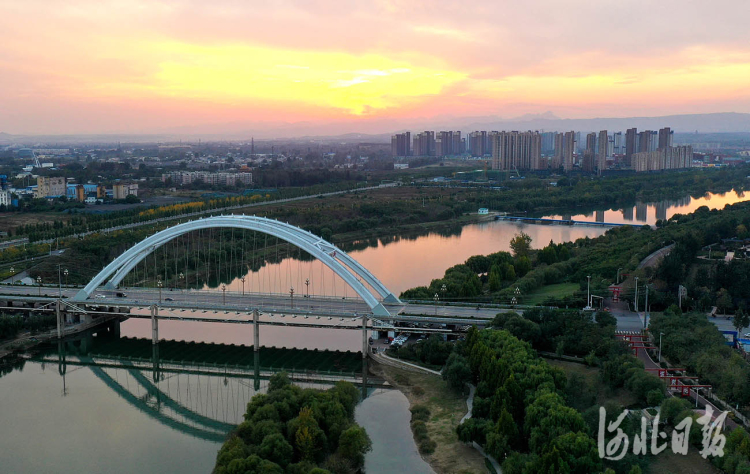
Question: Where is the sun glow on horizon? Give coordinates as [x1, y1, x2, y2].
[78, 40, 466, 116]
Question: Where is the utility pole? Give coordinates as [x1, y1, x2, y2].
[634, 277, 639, 312]
[57, 264, 62, 299]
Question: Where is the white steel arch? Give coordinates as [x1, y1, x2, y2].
[73, 215, 400, 316]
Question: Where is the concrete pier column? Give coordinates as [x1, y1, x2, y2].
[253, 350, 260, 391]
[152, 343, 160, 383]
[56, 299, 62, 339]
[151, 305, 159, 344]
[253, 309, 260, 352]
[361, 314, 368, 359]
[361, 358, 369, 400]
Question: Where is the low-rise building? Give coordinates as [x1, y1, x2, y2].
[161, 171, 253, 187]
[36, 176, 66, 197]
[113, 183, 139, 200]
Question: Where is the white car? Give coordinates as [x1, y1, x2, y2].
[95, 294, 106, 299]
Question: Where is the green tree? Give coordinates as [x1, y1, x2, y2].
[258, 433, 293, 468]
[488, 269, 502, 292]
[510, 232, 532, 258]
[514, 256, 532, 277]
[659, 397, 691, 426]
[443, 353, 472, 390]
[717, 288, 733, 314]
[337, 425, 372, 470]
[734, 309, 750, 336]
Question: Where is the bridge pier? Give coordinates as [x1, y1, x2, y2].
[56, 299, 62, 339]
[253, 309, 259, 352]
[253, 351, 260, 391]
[151, 305, 159, 344]
[361, 314, 367, 359]
[152, 343, 160, 383]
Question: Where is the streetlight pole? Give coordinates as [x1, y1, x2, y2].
[434, 293, 439, 315]
[179, 272, 184, 293]
[290, 287, 294, 308]
[157, 278, 163, 303]
[37, 276, 42, 296]
[57, 264, 62, 298]
[634, 277, 639, 312]
[241, 276, 245, 296]
[441, 284, 447, 301]
[659, 332, 664, 363]
[222, 284, 226, 305]
[586, 275, 591, 308]
[644, 284, 650, 329]
[64, 268, 69, 287]
[305, 278, 310, 298]
[9, 266, 14, 285]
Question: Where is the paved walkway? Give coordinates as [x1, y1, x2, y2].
[371, 352, 442, 376]
[461, 383, 502, 473]
[636, 343, 739, 431]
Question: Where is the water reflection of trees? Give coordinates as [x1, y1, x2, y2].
[337, 224, 464, 253]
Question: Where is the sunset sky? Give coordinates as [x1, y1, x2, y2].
[2, 0, 750, 135]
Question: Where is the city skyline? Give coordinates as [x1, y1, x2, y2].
[2, 1, 750, 135]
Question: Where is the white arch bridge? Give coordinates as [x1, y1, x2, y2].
[0, 216, 503, 354]
[73, 215, 401, 317]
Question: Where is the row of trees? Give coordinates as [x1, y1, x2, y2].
[0, 313, 56, 340]
[215, 373, 371, 474]
[454, 328, 605, 473]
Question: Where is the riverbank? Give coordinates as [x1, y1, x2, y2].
[370, 360, 487, 474]
[0, 314, 122, 360]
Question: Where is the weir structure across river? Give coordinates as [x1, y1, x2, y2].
[1, 216, 499, 356]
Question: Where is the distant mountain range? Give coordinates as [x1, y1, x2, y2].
[1, 112, 750, 144]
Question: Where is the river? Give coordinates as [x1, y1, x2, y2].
[1, 188, 746, 472]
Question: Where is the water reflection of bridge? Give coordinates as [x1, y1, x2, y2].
[27, 325, 386, 443]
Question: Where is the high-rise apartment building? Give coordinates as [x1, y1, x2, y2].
[612, 132, 623, 155]
[553, 133, 563, 169]
[412, 131, 435, 157]
[585, 133, 596, 155]
[541, 132, 556, 154]
[632, 145, 693, 172]
[658, 127, 673, 149]
[597, 130, 608, 174]
[468, 131, 489, 156]
[562, 131, 575, 172]
[625, 128, 637, 166]
[390, 132, 410, 157]
[434, 131, 463, 157]
[491, 131, 543, 171]
[638, 130, 658, 153]
[36, 176, 66, 198]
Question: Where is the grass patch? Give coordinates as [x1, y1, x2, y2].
[523, 282, 579, 305]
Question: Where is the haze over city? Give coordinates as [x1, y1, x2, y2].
[2, 0, 750, 136]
